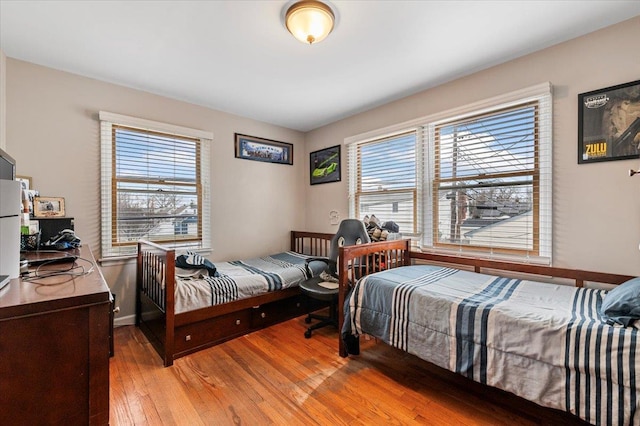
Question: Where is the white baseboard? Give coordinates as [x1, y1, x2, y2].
[114, 314, 136, 327]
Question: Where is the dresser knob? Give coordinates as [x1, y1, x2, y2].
[261, 312, 266, 318]
[235, 319, 241, 325]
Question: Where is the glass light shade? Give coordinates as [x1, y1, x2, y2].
[286, 1, 335, 44]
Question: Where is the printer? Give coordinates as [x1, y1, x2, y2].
[0, 148, 20, 286]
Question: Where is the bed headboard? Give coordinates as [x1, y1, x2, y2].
[290, 230, 334, 257]
[410, 252, 635, 288]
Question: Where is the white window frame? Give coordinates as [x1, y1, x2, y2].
[99, 111, 213, 259]
[347, 129, 422, 238]
[348, 131, 421, 236]
[346, 82, 552, 263]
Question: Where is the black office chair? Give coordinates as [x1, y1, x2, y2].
[299, 219, 370, 338]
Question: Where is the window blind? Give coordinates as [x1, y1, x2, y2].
[99, 112, 212, 258]
[346, 83, 552, 263]
[348, 131, 419, 235]
[425, 91, 552, 262]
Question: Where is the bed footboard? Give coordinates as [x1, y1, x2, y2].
[136, 240, 175, 367]
[338, 239, 411, 357]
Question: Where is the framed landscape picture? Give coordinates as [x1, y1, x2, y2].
[234, 133, 293, 165]
[310, 145, 341, 185]
[578, 79, 640, 164]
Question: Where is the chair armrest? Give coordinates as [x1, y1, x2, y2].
[305, 257, 330, 265]
[304, 257, 332, 277]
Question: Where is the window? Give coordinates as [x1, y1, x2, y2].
[431, 102, 545, 257]
[348, 83, 552, 263]
[348, 132, 418, 235]
[99, 112, 212, 258]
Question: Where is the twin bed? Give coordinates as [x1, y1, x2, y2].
[137, 232, 639, 425]
[337, 239, 639, 426]
[136, 231, 333, 367]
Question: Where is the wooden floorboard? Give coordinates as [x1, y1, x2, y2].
[110, 316, 590, 425]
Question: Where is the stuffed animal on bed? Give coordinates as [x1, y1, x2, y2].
[363, 215, 399, 242]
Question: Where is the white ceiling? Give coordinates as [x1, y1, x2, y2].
[1, 1, 639, 132]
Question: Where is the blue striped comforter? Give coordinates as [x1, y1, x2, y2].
[342, 265, 639, 425]
[174, 251, 325, 314]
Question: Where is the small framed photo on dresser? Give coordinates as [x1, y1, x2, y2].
[33, 197, 65, 217]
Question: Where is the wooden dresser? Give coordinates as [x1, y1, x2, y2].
[0, 245, 111, 425]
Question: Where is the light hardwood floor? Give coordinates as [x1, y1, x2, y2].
[110, 316, 588, 425]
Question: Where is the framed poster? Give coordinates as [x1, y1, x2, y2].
[310, 145, 341, 185]
[578, 79, 640, 164]
[234, 133, 293, 165]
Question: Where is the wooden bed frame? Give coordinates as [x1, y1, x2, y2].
[138, 231, 635, 367]
[337, 238, 636, 357]
[136, 231, 333, 367]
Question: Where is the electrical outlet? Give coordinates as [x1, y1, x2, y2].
[329, 210, 339, 225]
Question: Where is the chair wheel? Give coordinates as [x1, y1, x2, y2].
[304, 317, 312, 324]
[304, 330, 312, 338]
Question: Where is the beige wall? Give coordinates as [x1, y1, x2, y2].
[5, 17, 640, 323]
[0, 49, 6, 151]
[5, 60, 306, 324]
[304, 16, 640, 277]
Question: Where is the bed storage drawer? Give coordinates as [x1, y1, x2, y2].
[251, 295, 306, 328]
[175, 310, 251, 354]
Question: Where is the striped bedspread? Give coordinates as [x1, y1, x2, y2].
[175, 251, 326, 314]
[342, 265, 639, 425]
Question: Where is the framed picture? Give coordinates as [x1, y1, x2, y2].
[578, 79, 640, 164]
[16, 175, 32, 190]
[16, 175, 36, 214]
[234, 133, 293, 165]
[33, 197, 65, 217]
[310, 145, 341, 185]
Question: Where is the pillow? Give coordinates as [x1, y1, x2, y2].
[600, 277, 640, 327]
[176, 251, 218, 277]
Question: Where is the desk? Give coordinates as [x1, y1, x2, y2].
[0, 245, 110, 425]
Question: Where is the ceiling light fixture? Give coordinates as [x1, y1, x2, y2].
[285, 0, 335, 45]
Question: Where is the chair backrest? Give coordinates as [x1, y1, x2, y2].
[326, 219, 370, 277]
